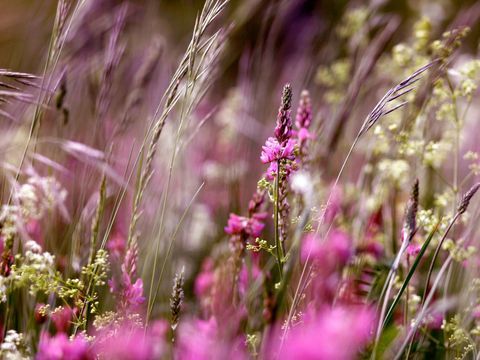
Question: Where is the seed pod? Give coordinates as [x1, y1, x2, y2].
[458, 183, 480, 215]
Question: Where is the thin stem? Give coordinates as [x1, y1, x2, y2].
[274, 159, 284, 278]
[421, 212, 459, 307]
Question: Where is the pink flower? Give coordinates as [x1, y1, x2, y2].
[51, 306, 75, 333]
[295, 90, 312, 129]
[224, 213, 267, 238]
[93, 322, 165, 360]
[425, 312, 443, 330]
[297, 127, 312, 143]
[407, 243, 421, 257]
[301, 230, 352, 267]
[176, 318, 247, 360]
[107, 233, 126, 262]
[37, 333, 92, 360]
[359, 241, 384, 259]
[195, 259, 215, 298]
[238, 262, 262, 295]
[260, 137, 295, 164]
[108, 272, 145, 310]
[124, 277, 146, 307]
[324, 185, 342, 223]
[278, 306, 375, 360]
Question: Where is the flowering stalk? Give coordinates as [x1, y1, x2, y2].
[295, 90, 313, 166]
[422, 182, 480, 306]
[374, 179, 419, 350]
[263, 83, 295, 276]
[170, 267, 185, 341]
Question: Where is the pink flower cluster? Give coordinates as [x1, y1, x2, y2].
[108, 237, 145, 312]
[260, 137, 296, 164]
[37, 333, 92, 360]
[279, 306, 375, 360]
[224, 212, 267, 239]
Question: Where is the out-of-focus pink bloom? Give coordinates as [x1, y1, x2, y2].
[123, 276, 145, 307]
[238, 262, 262, 296]
[260, 137, 295, 164]
[278, 306, 375, 360]
[365, 209, 383, 240]
[195, 259, 215, 298]
[296, 127, 312, 143]
[51, 306, 75, 333]
[301, 230, 352, 267]
[224, 213, 267, 238]
[37, 333, 92, 360]
[108, 272, 145, 310]
[407, 243, 421, 257]
[425, 312, 444, 330]
[324, 185, 342, 223]
[473, 306, 480, 320]
[93, 321, 166, 360]
[176, 317, 247, 360]
[359, 240, 384, 259]
[109, 242, 145, 312]
[107, 232, 126, 262]
[295, 90, 312, 130]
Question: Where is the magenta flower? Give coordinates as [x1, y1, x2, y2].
[238, 262, 262, 295]
[176, 317, 247, 360]
[37, 333, 92, 360]
[301, 230, 352, 267]
[123, 276, 146, 307]
[224, 212, 267, 238]
[194, 260, 215, 298]
[108, 272, 145, 310]
[407, 243, 421, 256]
[51, 306, 75, 333]
[107, 232, 126, 262]
[296, 127, 312, 143]
[260, 137, 295, 164]
[278, 306, 375, 360]
[295, 89, 312, 130]
[93, 321, 166, 360]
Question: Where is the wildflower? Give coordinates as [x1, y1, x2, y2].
[93, 321, 165, 360]
[37, 333, 92, 360]
[0, 330, 30, 359]
[260, 137, 295, 164]
[109, 241, 145, 311]
[238, 262, 262, 296]
[176, 317, 246, 360]
[324, 185, 342, 223]
[278, 306, 375, 360]
[301, 230, 352, 267]
[34, 303, 49, 324]
[224, 213, 267, 239]
[407, 243, 421, 257]
[294, 90, 314, 163]
[51, 306, 76, 333]
[274, 83, 293, 143]
[194, 259, 214, 299]
[107, 232, 126, 262]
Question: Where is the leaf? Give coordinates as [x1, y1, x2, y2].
[382, 221, 441, 328]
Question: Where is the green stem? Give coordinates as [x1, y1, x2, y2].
[274, 159, 284, 278]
